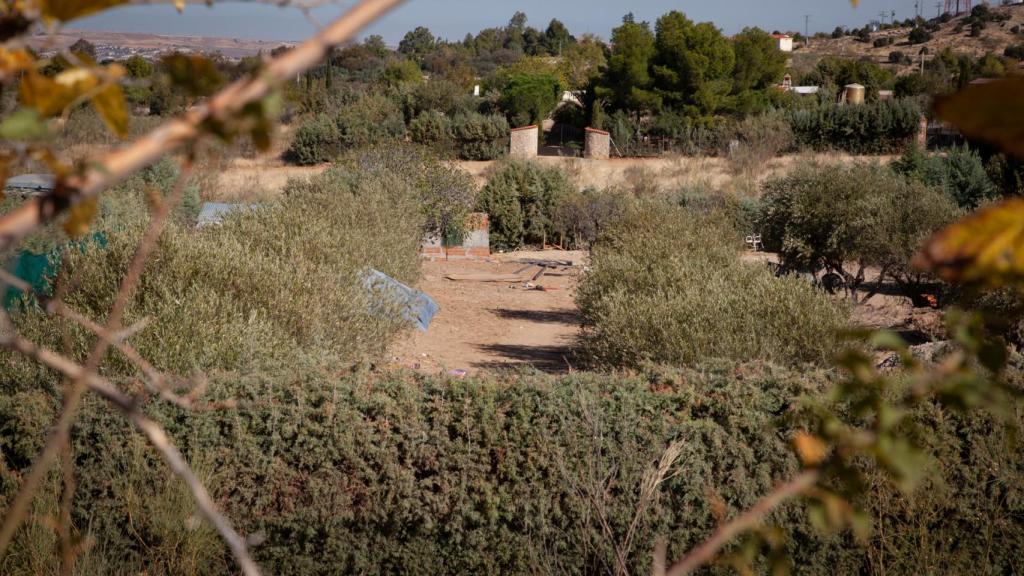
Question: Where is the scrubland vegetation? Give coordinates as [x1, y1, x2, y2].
[2, 3, 1024, 576]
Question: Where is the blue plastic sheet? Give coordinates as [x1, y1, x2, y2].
[362, 269, 439, 332]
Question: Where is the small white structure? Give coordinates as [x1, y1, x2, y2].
[473, 84, 481, 97]
[772, 34, 794, 52]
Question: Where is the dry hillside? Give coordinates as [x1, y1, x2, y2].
[792, 3, 1024, 74]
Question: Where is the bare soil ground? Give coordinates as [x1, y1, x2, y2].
[392, 249, 944, 375]
[388, 251, 586, 375]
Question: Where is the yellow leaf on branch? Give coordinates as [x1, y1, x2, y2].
[915, 199, 1024, 287]
[0, 47, 33, 80]
[794, 432, 828, 466]
[39, 0, 129, 22]
[19, 68, 99, 118]
[92, 83, 129, 138]
[62, 197, 98, 238]
[934, 76, 1024, 160]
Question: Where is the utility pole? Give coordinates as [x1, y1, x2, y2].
[804, 14, 811, 46]
[935, 1, 942, 17]
[879, 10, 888, 25]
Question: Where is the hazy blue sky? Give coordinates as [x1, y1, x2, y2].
[72, 0, 930, 44]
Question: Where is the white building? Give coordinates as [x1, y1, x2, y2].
[772, 34, 794, 52]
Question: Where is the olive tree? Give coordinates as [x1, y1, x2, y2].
[759, 162, 960, 304]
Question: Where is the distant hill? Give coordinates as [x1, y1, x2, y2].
[791, 3, 1024, 74]
[25, 29, 296, 61]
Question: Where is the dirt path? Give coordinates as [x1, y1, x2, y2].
[389, 251, 586, 375]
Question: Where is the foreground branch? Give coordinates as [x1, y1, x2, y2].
[0, 333, 261, 576]
[0, 0, 404, 252]
[665, 470, 820, 576]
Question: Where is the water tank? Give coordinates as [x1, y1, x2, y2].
[844, 84, 866, 105]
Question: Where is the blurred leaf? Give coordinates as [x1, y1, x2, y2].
[915, 199, 1024, 287]
[0, 108, 50, 141]
[934, 77, 1024, 160]
[977, 337, 1008, 374]
[0, 154, 9, 201]
[868, 330, 907, 352]
[162, 53, 224, 97]
[879, 439, 928, 493]
[20, 69, 99, 118]
[92, 83, 129, 138]
[849, 510, 873, 543]
[40, 0, 129, 22]
[62, 197, 98, 238]
[0, 12, 33, 42]
[793, 432, 828, 466]
[0, 47, 33, 80]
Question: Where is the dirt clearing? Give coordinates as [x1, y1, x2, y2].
[389, 251, 586, 374]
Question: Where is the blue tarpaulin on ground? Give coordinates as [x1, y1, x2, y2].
[3, 233, 107, 309]
[362, 269, 439, 332]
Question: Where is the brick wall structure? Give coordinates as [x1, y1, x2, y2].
[584, 127, 610, 160]
[421, 213, 491, 260]
[509, 125, 539, 160]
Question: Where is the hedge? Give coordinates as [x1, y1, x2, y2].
[1, 366, 1020, 574]
[577, 205, 849, 368]
[787, 99, 921, 155]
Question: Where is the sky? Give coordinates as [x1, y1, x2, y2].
[72, 0, 933, 44]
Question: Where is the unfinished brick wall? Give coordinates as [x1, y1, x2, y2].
[584, 128, 610, 160]
[509, 125, 538, 160]
[421, 213, 490, 260]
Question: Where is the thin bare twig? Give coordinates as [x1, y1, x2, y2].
[0, 159, 194, 558]
[49, 303, 201, 409]
[0, 0, 403, 569]
[0, 332, 260, 576]
[0, 0, 405, 253]
[664, 470, 821, 576]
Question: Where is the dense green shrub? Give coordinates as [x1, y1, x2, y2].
[334, 145, 477, 244]
[380, 59, 424, 88]
[285, 113, 340, 165]
[908, 26, 932, 44]
[408, 110, 453, 148]
[449, 112, 509, 160]
[759, 162, 960, 303]
[786, 99, 922, 154]
[287, 93, 406, 165]
[499, 73, 563, 128]
[476, 161, 576, 249]
[552, 186, 633, 249]
[335, 93, 406, 149]
[893, 145, 998, 209]
[3, 154, 426, 384]
[404, 78, 477, 119]
[3, 365, 1020, 575]
[577, 205, 848, 367]
[408, 111, 508, 161]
